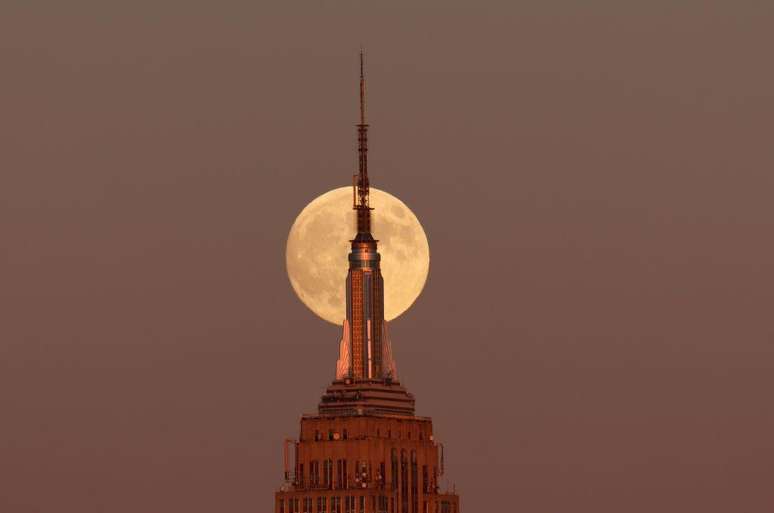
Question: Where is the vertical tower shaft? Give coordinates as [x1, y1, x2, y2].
[345, 50, 385, 381]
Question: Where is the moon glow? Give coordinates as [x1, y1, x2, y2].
[286, 187, 430, 325]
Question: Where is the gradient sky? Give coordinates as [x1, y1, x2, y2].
[2, 2, 774, 512]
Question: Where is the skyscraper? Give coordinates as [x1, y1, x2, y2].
[274, 53, 460, 513]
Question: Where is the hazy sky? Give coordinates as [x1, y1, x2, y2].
[2, 2, 773, 512]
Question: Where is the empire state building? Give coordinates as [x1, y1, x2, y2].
[274, 54, 461, 513]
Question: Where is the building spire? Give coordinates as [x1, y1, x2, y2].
[354, 48, 371, 238]
[359, 48, 366, 125]
[328, 50, 403, 412]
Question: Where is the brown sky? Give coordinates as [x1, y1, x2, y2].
[2, 2, 774, 512]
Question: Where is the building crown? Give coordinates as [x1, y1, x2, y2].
[321, 52, 411, 417]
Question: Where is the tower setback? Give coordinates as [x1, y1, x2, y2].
[274, 52, 460, 513]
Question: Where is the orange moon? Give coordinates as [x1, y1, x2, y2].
[286, 187, 430, 325]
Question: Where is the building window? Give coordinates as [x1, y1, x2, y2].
[279, 499, 285, 513]
[336, 459, 349, 489]
[411, 451, 418, 513]
[343, 429, 348, 440]
[391, 449, 398, 490]
[401, 450, 408, 513]
[354, 460, 370, 487]
[310, 460, 320, 487]
[299, 463, 304, 487]
[324, 459, 333, 489]
[359, 495, 365, 513]
[422, 465, 429, 494]
[333, 497, 341, 513]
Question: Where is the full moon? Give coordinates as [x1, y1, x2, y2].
[286, 187, 430, 325]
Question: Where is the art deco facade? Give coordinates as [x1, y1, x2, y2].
[273, 54, 460, 513]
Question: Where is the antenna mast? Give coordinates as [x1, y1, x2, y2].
[354, 49, 371, 236]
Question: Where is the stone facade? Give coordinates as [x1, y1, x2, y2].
[274, 405, 460, 513]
